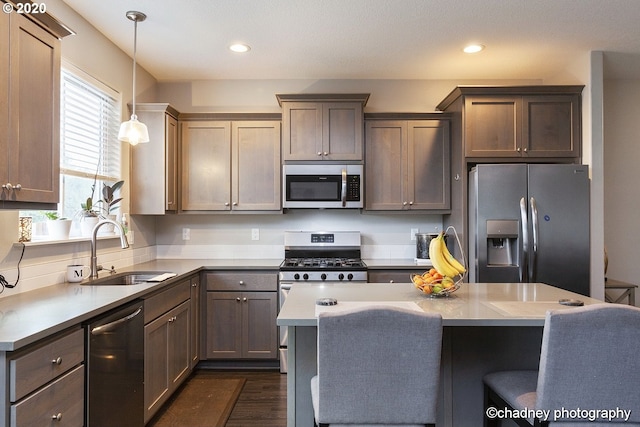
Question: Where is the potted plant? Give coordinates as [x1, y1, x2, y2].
[95, 180, 124, 234]
[44, 211, 72, 240]
[97, 180, 124, 218]
[79, 196, 100, 236]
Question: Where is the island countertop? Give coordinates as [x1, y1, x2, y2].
[277, 281, 603, 327]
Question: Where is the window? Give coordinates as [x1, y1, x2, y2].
[21, 63, 122, 239]
[59, 62, 122, 221]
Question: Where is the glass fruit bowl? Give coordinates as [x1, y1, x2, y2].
[410, 271, 462, 297]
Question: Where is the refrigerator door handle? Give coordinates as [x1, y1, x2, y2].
[530, 197, 539, 282]
[519, 197, 528, 283]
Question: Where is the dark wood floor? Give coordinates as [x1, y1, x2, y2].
[157, 369, 287, 427]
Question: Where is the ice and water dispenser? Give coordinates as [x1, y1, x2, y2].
[485, 220, 519, 266]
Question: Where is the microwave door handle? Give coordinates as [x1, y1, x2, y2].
[341, 169, 347, 207]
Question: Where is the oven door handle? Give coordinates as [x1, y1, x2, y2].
[341, 169, 347, 207]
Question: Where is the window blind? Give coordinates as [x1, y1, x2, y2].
[60, 66, 121, 182]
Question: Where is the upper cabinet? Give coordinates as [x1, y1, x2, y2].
[437, 86, 583, 161]
[365, 116, 451, 211]
[130, 104, 179, 214]
[0, 9, 70, 208]
[180, 119, 281, 212]
[277, 94, 369, 161]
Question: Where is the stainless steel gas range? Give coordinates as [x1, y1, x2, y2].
[278, 231, 367, 372]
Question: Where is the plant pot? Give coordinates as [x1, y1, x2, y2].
[98, 214, 118, 235]
[47, 219, 72, 240]
[80, 216, 99, 237]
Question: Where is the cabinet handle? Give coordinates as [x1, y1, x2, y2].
[239, 280, 244, 285]
[232, 202, 238, 206]
[192, 283, 198, 287]
[402, 201, 407, 206]
[2, 183, 19, 191]
[517, 147, 521, 152]
[323, 152, 328, 156]
[317, 152, 322, 156]
[243, 297, 247, 302]
[224, 202, 230, 206]
[390, 280, 395, 283]
[409, 201, 413, 205]
[523, 148, 528, 153]
[51, 357, 62, 365]
[51, 413, 62, 421]
[168, 316, 177, 323]
[236, 297, 241, 302]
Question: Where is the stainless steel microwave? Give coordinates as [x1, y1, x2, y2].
[282, 164, 363, 208]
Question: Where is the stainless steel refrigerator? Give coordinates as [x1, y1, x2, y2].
[468, 164, 590, 296]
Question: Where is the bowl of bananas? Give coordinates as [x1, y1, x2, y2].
[411, 229, 466, 297]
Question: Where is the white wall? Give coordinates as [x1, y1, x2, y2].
[603, 79, 640, 284]
[154, 210, 444, 260]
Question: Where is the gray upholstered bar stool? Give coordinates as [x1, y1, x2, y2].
[483, 303, 640, 427]
[311, 306, 443, 427]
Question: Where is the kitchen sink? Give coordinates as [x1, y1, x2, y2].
[84, 271, 174, 286]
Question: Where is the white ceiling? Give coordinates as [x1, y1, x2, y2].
[61, 0, 640, 81]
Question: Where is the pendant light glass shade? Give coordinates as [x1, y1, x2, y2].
[119, 11, 149, 145]
[118, 115, 149, 145]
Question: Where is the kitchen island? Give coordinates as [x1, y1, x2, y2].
[277, 281, 602, 427]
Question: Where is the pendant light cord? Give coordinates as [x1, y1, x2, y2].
[131, 17, 138, 120]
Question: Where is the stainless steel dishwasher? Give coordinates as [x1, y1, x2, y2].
[86, 300, 144, 427]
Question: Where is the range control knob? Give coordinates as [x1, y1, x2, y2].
[347, 273, 354, 281]
[303, 273, 309, 281]
[338, 273, 345, 281]
[294, 273, 300, 280]
[321, 273, 327, 281]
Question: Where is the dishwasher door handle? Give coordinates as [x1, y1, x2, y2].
[91, 306, 143, 335]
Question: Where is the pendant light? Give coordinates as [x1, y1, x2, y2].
[118, 11, 149, 145]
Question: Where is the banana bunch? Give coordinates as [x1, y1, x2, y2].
[428, 232, 466, 278]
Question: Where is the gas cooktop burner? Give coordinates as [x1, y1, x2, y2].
[281, 257, 366, 269]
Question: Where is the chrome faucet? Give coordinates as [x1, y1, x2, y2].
[90, 219, 130, 278]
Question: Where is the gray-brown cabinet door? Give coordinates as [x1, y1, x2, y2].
[165, 114, 179, 211]
[144, 312, 170, 422]
[243, 291, 278, 358]
[5, 14, 60, 203]
[181, 121, 231, 210]
[464, 96, 521, 157]
[522, 95, 580, 158]
[190, 276, 201, 368]
[206, 291, 243, 358]
[232, 121, 281, 211]
[407, 120, 450, 210]
[168, 301, 191, 388]
[282, 102, 323, 160]
[323, 102, 363, 161]
[365, 120, 407, 210]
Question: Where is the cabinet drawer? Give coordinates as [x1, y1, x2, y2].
[205, 272, 277, 291]
[145, 279, 191, 324]
[11, 364, 84, 427]
[9, 328, 84, 402]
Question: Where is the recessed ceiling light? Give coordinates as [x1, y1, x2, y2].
[229, 43, 251, 53]
[463, 44, 485, 54]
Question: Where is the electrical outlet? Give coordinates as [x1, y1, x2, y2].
[251, 228, 260, 241]
[182, 228, 190, 240]
[411, 228, 419, 240]
[127, 230, 134, 244]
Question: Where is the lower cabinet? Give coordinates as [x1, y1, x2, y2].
[205, 271, 278, 360]
[144, 279, 192, 424]
[4, 327, 84, 427]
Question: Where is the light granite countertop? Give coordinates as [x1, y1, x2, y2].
[0, 259, 282, 351]
[277, 281, 603, 327]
